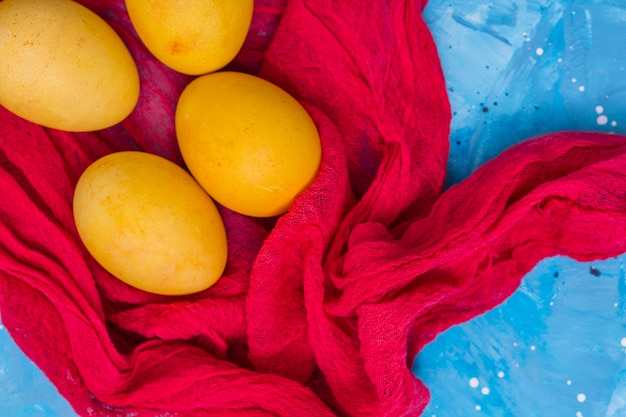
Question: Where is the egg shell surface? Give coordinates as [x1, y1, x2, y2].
[0, 0, 140, 132]
[73, 151, 228, 296]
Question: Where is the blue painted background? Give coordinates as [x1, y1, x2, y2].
[417, 1, 626, 416]
[1, 1, 626, 416]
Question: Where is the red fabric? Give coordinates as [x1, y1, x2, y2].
[1, 1, 626, 416]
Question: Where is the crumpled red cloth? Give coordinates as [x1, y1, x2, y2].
[1, 0, 626, 416]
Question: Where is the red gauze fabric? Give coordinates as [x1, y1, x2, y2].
[1, 0, 626, 416]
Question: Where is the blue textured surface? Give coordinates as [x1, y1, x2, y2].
[1, 1, 626, 416]
[0, 322, 77, 417]
[417, 0, 626, 416]
[414, 258, 626, 416]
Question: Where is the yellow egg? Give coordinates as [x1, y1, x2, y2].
[175, 71, 322, 218]
[73, 151, 228, 296]
[0, 0, 139, 132]
[125, 0, 254, 75]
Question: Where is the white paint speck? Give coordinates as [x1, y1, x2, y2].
[572, 78, 577, 83]
[611, 121, 618, 127]
[596, 105, 605, 114]
[549, 301, 555, 306]
[469, 377, 480, 388]
[579, 86, 586, 92]
[558, 57, 563, 63]
[615, 302, 619, 308]
[567, 380, 573, 385]
[577, 393, 587, 403]
[576, 412, 584, 417]
[530, 345, 537, 351]
[597, 115, 609, 126]
[536, 47, 545, 56]
[497, 371, 505, 378]
[620, 337, 626, 347]
[475, 405, 482, 411]
[481, 387, 491, 395]
[513, 342, 519, 347]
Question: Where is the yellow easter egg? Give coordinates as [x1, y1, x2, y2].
[175, 71, 322, 218]
[73, 151, 228, 296]
[125, 0, 254, 75]
[0, 0, 140, 132]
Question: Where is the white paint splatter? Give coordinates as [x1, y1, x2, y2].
[597, 115, 609, 126]
[536, 47, 545, 56]
[530, 345, 537, 351]
[481, 387, 490, 395]
[577, 393, 587, 403]
[469, 377, 480, 388]
[567, 380, 573, 385]
[579, 86, 586, 92]
[497, 371, 505, 378]
[571, 78, 577, 83]
[621, 337, 626, 347]
[475, 405, 482, 411]
[576, 412, 584, 417]
[596, 105, 605, 114]
[611, 121, 618, 127]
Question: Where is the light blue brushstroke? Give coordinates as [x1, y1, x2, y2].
[0, 322, 78, 417]
[450, 1, 520, 45]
